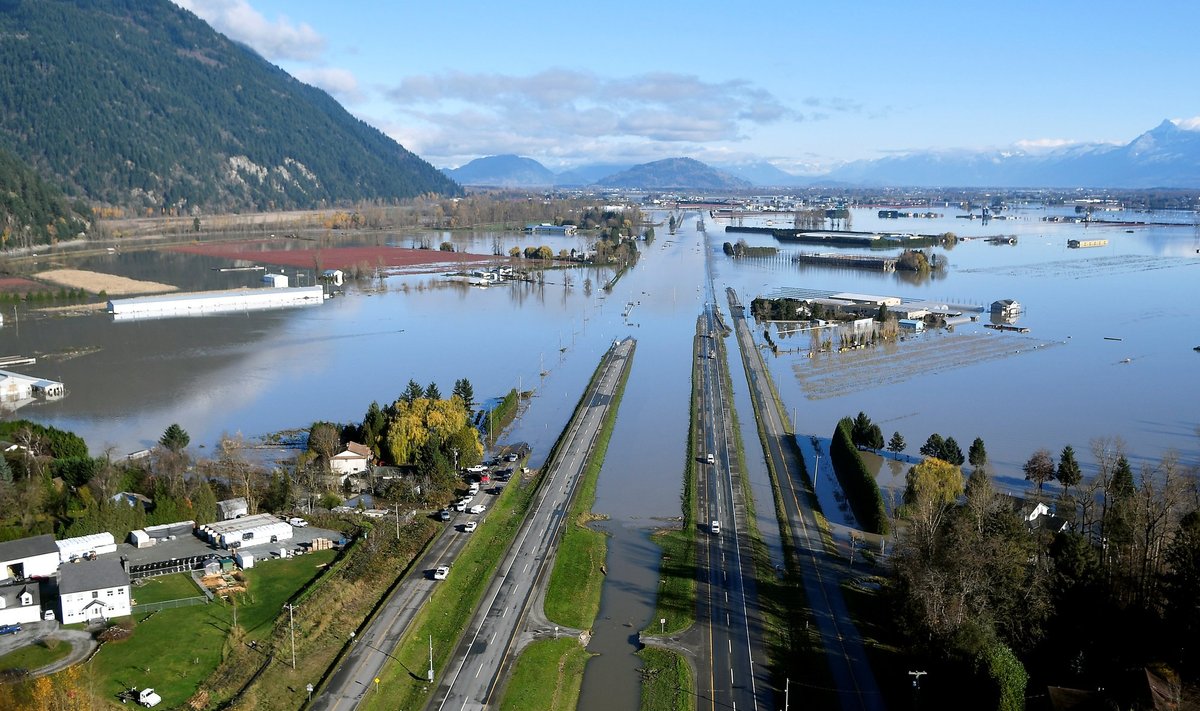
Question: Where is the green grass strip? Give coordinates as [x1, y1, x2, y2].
[0, 640, 71, 673]
[543, 341, 634, 629]
[638, 646, 694, 711]
[499, 638, 593, 711]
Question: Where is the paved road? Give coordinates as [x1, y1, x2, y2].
[727, 288, 885, 711]
[312, 496, 497, 710]
[694, 305, 771, 711]
[0, 621, 95, 677]
[430, 337, 636, 711]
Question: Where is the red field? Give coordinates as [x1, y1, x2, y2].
[0, 277, 50, 294]
[170, 240, 493, 270]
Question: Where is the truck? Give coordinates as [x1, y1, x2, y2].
[138, 688, 162, 707]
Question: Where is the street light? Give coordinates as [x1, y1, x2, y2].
[427, 635, 434, 683]
[305, 683, 313, 703]
[283, 603, 298, 670]
[660, 618, 666, 634]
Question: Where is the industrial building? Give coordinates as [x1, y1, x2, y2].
[0, 534, 60, 581]
[55, 532, 117, 563]
[108, 286, 324, 320]
[200, 513, 293, 550]
[0, 368, 64, 403]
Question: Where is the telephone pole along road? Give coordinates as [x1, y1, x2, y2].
[727, 288, 884, 711]
[432, 337, 636, 711]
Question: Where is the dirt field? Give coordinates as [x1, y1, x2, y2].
[34, 269, 177, 295]
[169, 239, 493, 270]
[0, 277, 50, 294]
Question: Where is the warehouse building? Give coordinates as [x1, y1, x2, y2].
[108, 286, 323, 320]
[200, 513, 293, 550]
[56, 532, 118, 563]
[0, 534, 60, 581]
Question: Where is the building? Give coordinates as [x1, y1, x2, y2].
[200, 513, 293, 550]
[0, 579, 42, 626]
[216, 497, 249, 521]
[829, 292, 903, 308]
[58, 558, 131, 624]
[898, 319, 925, 332]
[523, 223, 577, 235]
[55, 532, 117, 564]
[262, 273, 289, 288]
[0, 534, 60, 581]
[330, 442, 372, 478]
[108, 286, 324, 321]
[321, 269, 344, 286]
[0, 368, 64, 403]
[111, 491, 153, 509]
[990, 299, 1022, 316]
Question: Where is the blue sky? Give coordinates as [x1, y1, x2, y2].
[174, 0, 1200, 173]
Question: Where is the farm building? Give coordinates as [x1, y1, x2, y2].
[0, 580, 42, 626]
[58, 558, 131, 624]
[0, 534, 60, 581]
[202, 513, 293, 550]
[216, 497, 249, 521]
[898, 319, 925, 333]
[55, 532, 117, 563]
[108, 286, 323, 320]
[829, 292, 903, 307]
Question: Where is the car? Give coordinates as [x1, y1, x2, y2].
[706, 453, 715, 464]
[0, 624, 22, 635]
[439, 509, 451, 521]
[505, 452, 520, 462]
[463, 521, 477, 533]
[287, 517, 308, 527]
[468, 483, 480, 496]
[469, 504, 486, 514]
[453, 501, 467, 512]
[710, 520, 721, 535]
[433, 566, 450, 580]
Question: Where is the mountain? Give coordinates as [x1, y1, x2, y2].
[443, 155, 556, 187]
[716, 161, 813, 187]
[0, 146, 90, 248]
[595, 158, 753, 191]
[0, 0, 460, 212]
[825, 120, 1200, 188]
[553, 163, 633, 186]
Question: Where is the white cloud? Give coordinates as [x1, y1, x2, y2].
[1172, 116, 1200, 131]
[1013, 138, 1078, 151]
[293, 67, 363, 103]
[382, 68, 861, 166]
[173, 0, 325, 61]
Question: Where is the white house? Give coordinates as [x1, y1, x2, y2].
[58, 558, 131, 624]
[330, 442, 372, 478]
[0, 534, 61, 581]
[0, 580, 42, 626]
[216, 497, 249, 521]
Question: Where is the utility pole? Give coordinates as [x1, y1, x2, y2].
[427, 635, 434, 682]
[909, 670, 927, 708]
[784, 677, 790, 711]
[284, 603, 298, 670]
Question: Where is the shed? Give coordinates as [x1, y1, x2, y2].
[262, 273, 289, 288]
[216, 498, 249, 521]
[234, 551, 255, 570]
[56, 532, 117, 563]
[898, 319, 925, 332]
[128, 530, 153, 549]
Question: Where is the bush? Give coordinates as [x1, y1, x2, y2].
[829, 418, 889, 534]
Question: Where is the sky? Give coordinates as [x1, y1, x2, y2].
[173, 0, 1200, 174]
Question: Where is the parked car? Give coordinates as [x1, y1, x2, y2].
[0, 624, 22, 635]
[433, 566, 450, 580]
[439, 509, 451, 521]
[453, 501, 467, 512]
[463, 521, 477, 533]
[469, 504, 486, 514]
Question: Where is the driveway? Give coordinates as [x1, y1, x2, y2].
[0, 619, 97, 677]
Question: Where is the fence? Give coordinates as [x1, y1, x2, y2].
[130, 595, 208, 614]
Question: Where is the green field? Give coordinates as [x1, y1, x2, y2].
[86, 549, 336, 708]
[129, 571, 203, 605]
[499, 638, 592, 711]
[0, 640, 71, 673]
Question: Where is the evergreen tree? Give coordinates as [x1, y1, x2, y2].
[920, 433, 945, 458]
[866, 424, 885, 452]
[159, 423, 190, 454]
[851, 411, 874, 448]
[968, 437, 987, 468]
[1057, 445, 1082, 495]
[0, 456, 11, 484]
[452, 378, 475, 413]
[887, 432, 906, 455]
[402, 379, 424, 404]
[941, 437, 965, 466]
[425, 382, 442, 400]
[190, 478, 218, 525]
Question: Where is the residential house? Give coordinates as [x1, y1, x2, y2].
[0, 579, 42, 625]
[330, 442, 372, 480]
[58, 558, 131, 624]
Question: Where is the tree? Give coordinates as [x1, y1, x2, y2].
[425, 382, 442, 400]
[968, 437, 987, 468]
[1023, 448, 1056, 497]
[942, 437, 965, 466]
[401, 379, 424, 404]
[0, 456, 12, 484]
[865, 424, 884, 452]
[452, 378, 475, 413]
[159, 423, 190, 454]
[308, 422, 341, 470]
[1056, 444, 1082, 499]
[903, 457, 964, 556]
[887, 432, 906, 455]
[920, 433, 945, 459]
[1164, 510, 1200, 672]
[851, 412, 874, 448]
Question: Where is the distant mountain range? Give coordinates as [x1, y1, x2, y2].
[0, 0, 459, 212]
[446, 120, 1200, 190]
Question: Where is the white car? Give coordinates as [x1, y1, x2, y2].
[469, 504, 486, 514]
[706, 453, 715, 465]
[433, 566, 450, 580]
[710, 520, 721, 535]
[453, 501, 467, 512]
[287, 517, 308, 527]
[463, 521, 477, 533]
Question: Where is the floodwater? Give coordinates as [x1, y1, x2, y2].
[2, 204, 1199, 705]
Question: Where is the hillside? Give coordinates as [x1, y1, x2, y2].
[595, 157, 752, 191]
[0, 146, 90, 248]
[444, 155, 556, 187]
[0, 0, 460, 212]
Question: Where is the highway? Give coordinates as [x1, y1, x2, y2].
[430, 337, 636, 711]
[693, 304, 771, 711]
[726, 288, 884, 711]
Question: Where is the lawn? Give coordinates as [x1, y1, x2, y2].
[638, 646, 693, 711]
[129, 572, 203, 605]
[0, 640, 71, 673]
[499, 638, 592, 711]
[85, 549, 336, 708]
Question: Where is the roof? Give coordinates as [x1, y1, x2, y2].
[0, 580, 40, 608]
[217, 497, 248, 515]
[334, 442, 371, 460]
[0, 534, 58, 562]
[58, 558, 129, 594]
[204, 513, 291, 537]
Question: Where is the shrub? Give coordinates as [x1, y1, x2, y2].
[829, 418, 889, 534]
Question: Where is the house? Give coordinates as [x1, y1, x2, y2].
[321, 269, 344, 286]
[330, 442, 372, 478]
[0, 534, 60, 581]
[0, 579, 42, 626]
[990, 299, 1021, 316]
[111, 491, 153, 509]
[216, 497, 249, 521]
[58, 558, 131, 624]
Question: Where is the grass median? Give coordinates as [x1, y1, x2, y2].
[638, 646, 694, 711]
[542, 340, 633, 630]
[499, 637, 593, 711]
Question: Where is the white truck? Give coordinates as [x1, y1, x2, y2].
[138, 688, 162, 707]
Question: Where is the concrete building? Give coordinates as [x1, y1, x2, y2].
[108, 286, 323, 321]
[58, 558, 131, 624]
[331, 442, 372, 478]
[0, 534, 60, 581]
[201, 513, 293, 550]
[55, 532, 117, 564]
[216, 497, 249, 521]
[0, 580, 42, 626]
